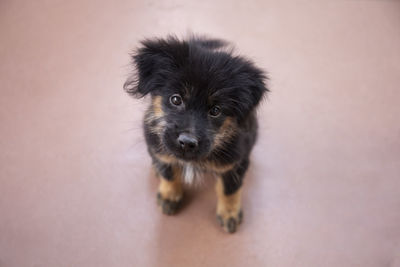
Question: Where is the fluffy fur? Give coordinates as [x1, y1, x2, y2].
[124, 35, 268, 233]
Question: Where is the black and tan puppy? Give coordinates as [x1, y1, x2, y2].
[124, 36, 268, 233]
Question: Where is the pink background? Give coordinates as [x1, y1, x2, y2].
[1, 1, 399, 266]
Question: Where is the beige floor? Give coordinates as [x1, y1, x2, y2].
[1, 1, 400, 266]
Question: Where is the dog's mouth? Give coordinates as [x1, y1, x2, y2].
[171, 150, 200, 162]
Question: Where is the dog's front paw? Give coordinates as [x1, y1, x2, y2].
[157, 192, 182, 215]
[216, 209, 243, 233]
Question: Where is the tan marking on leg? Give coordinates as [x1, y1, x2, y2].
[215, 177, 242, 233]
[213, 117, 237, 149]
[158, 165, 183, 202]
[216, 178, 242, 218]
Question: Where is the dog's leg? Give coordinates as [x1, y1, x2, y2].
[154, 162, 183, 215]
[215, 159, 248, 233]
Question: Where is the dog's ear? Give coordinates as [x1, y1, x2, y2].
[238, 62, 269, 114]
[124, 37, 184, 97]
[248, 68, 269, 109]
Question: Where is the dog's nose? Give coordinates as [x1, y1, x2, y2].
[177, 133, 198, 150]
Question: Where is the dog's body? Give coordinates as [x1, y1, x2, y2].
[124, 36, 268, 233]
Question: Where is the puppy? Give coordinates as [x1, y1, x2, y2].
[124, 36, 268, 233]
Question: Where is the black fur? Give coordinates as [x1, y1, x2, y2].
[124, 35, 268, 195]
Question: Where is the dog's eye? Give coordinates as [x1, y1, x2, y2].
[170, 94, 182, 106]
[209, 105, 221, 117]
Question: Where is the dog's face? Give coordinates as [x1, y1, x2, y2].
[148, 84, 235, 161]
[124, 36, 268, 161]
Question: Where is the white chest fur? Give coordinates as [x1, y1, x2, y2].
[182, 163, 196, 184]
[182, 162, 207, 185]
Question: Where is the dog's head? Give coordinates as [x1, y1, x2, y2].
[124, 36, 268, 161]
